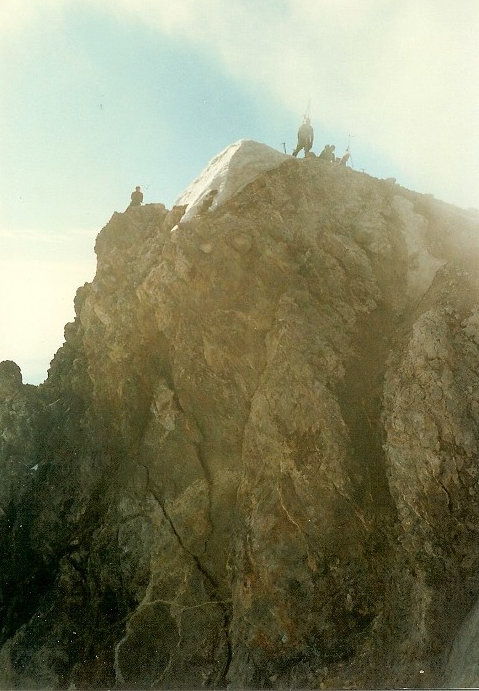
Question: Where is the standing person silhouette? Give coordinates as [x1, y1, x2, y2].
[339, 148, 351, 166]
[292, 117, 314, 157]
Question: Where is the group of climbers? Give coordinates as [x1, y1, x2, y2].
[124, 116, 351, 211]
[292, 116, 351, 167]
[319, 144, 336, 162]
[318, 144, 350, 165]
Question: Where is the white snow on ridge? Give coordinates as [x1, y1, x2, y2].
[175, 139, 289, 222]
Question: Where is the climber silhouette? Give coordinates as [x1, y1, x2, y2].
[319, 144, 336, 162]
[339, 148, 351, 166]
[292, 117, 314, 158]
[127, 186, 143, 210]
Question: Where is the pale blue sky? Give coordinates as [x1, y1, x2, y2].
[1, 1, 478, 383]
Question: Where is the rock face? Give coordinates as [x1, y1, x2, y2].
[1, 144, 479, 689]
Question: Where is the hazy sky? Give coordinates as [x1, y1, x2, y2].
[1, 0, 478, 384]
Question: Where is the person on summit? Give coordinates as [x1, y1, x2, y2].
[319, 144, 336, 162]
[128, 186, 143, 209]
[339, 147, 351, 166]
[292, 116, 314, 157]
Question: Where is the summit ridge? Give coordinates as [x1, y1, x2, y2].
[175, 139, 289, 221]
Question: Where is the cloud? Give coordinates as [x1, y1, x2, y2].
[0, 0, 68, 36]
[0, 226, 96, 383]
[96, 0, 479, 209]
[0, 226, 98, 263]
[0, 256, 93, 383]
[3, 1, 477, 207]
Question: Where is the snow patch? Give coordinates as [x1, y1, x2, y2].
[175, 139, 289, 222]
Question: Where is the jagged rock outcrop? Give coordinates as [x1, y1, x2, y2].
[1, 142, 479, 689]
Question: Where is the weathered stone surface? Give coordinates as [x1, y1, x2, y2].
[1, 159, 479, 688]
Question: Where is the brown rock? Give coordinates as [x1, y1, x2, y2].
[1, 154, 479, 689]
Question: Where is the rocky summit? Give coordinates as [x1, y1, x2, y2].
[1, 140, 479, 689]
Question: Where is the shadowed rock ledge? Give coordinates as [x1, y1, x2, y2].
[1, 153, 479, 689]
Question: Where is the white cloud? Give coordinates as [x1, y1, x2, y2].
[3, 1, 477, 207]
[99, 0, 479, 209]
[0, 256, 94, 384]
[0, 0, 68, 36]
[0, 227, 96, 384]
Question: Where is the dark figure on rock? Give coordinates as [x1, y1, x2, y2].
[127, 186, 143, 210]
[292, 117, 314, 157]
[339, 148, 351, 166]
[319, 144, 336, 162]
